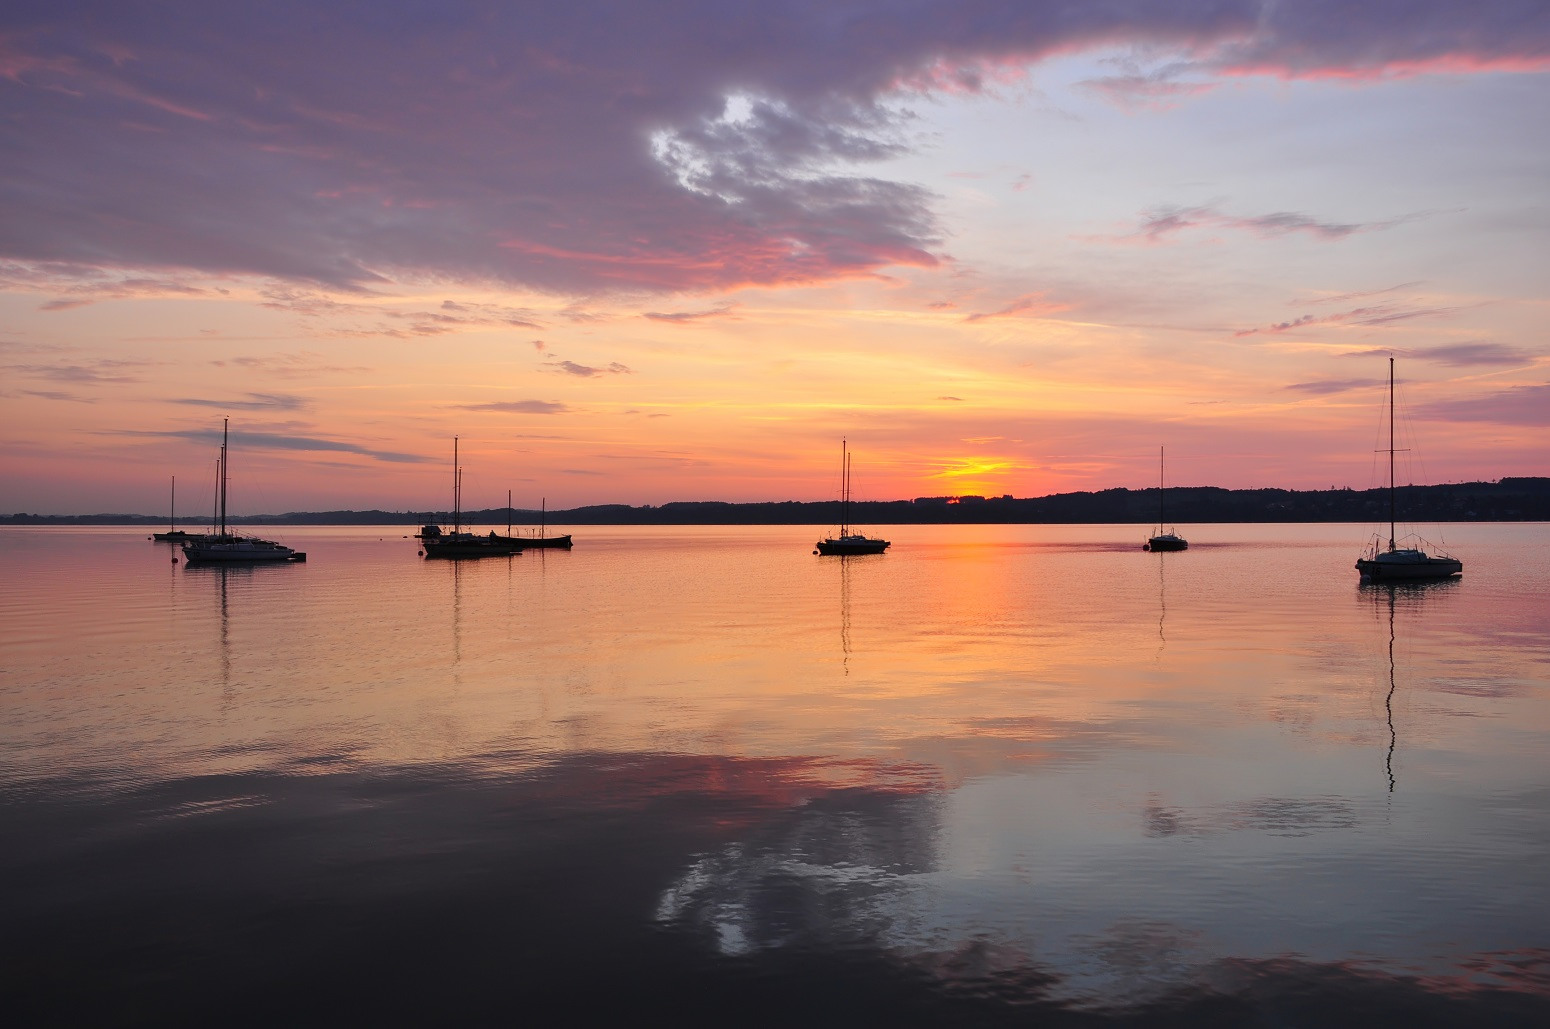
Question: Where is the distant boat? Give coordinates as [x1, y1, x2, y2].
[181, 419, 304, 563]
[419, 437, 521, 559]
[1143, 446, 1188, 552]
[507, 495, 573, 550]
[1355, 358, 1462, 581]
[815, 439, 889, 556]
[151, 475, 199, 542]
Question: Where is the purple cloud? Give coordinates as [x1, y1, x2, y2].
[1282, 378, 1386, 396]
[456, 400, 571, 414]
[550, 360, 633, 378]
[1416, 383, 1550, 426]
[1416, 342, 1529, 367]
[0, 2, 1543, 296]
[173, 392, 310, 411]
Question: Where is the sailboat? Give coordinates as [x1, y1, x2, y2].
[181, 419, 303, 563]
[418, 437, 521, 558]
[815, 439, 890, 556]
[151, 475, 199, 542]
[1355, 358, 1462, 581]
[1143, 446, 1188, 551]
[509, 496, 573, 549]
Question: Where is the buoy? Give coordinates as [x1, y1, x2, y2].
[172, 557, 179, 564]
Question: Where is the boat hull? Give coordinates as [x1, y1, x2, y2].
[816, 536, 889, 556]
[1145, 534, 1188, 552]
[182, 540, 299, 563]
[422, 535, 522, 558]
[1355, 553, 1461, 581]
[513, 535, 573, 549]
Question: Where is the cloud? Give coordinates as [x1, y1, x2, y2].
[211, 352, 372, 377]
[114, 427, 428, 463]
[20, 389, 91, 402]
[1235, 303, 1459, 337]
[1, 3, 1539, 296]
[550, 360, 633, 378]
[1416, 342, 1529, 368]
[1118, 204, 1416, 245]
[454, 400, 571, 414]
[172, 392, 310, 411]
[963, 294, 1068, 322]
[1078, 71, 1215, 111]
[8, 360, 147, 383]
[1282, 378, 1386, 396]
[1416, 383, 1550, 426]
[643, 304, 739, 323]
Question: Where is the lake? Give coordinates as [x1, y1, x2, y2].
[2, 522, 1547, 1025]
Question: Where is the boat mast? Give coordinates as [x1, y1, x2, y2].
[841, 438, 850, 536]
[169, 475, 175, 533]
[453, 435, 460, 534]
[540, 497, 546, 539]
[1387, 357, 1396, 552]
[219, 417, 228, 537]
[507, 489, 512, 538]
[1158, 446, 1165, 531]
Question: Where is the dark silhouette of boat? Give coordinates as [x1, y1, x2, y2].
[150, 476, 211, 542]
[1144, 445, 1188, 551]
[815, 439, 889, 556]
[419, 438, 520, 559]
[1355, 358, 1462, 581]
[181, 419, 305, 563]
[503, 495, 572, 549]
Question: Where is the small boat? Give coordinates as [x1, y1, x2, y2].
[1143, 446, 1188, 552]
[182, 419, 304, 563]
[150, 476, 210, 542]
[815, 439, 889, 556]
[419, 438, 520, 559]
[1355, 358, 1461, 581]
[510, 496, 573, 549]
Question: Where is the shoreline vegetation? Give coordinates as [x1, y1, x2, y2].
[7, 478, 1549, 526]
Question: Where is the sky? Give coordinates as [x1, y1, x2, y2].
[2, 0, 1547, 516]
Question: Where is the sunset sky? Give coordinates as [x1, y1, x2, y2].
[2, 1, 1547, 516]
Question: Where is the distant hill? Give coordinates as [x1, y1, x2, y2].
[6, 478, 1549, 525]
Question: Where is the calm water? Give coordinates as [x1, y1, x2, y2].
[3, 523, 1548, 1025]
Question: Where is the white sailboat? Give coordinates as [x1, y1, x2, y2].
[181, 418, 302, 563]
[1355, 358, 1461, 581]
[815, 439, 889, 556]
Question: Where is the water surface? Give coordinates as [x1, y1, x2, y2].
[2, 523, 1547, 1024]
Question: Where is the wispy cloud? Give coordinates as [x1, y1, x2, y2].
[964, 294, 1068, 322]
[1416, 383, 1550, 426]
[549, 360, 633, 378]
[643, 304, 739, 323]
[172, 392, 310, 411]
[454, 400, 571, 414]
[1282, 378, 1386, 396]
[8, 360, 149, 384]
[1115, 204, 1414, 246]
[1416, 342, 1529, 368]
[113, 428, 428, 463]
[1235, 303, 1459, 338]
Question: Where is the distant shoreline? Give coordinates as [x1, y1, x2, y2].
[7, 478, 1548, 525]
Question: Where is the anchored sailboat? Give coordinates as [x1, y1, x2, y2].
[1143, 446, 1188, 552]
[418, 437, 521, 558]
[815, 439, 889, 556]
[181, 419, 303, 563]
[1354, 358, 1462, 581]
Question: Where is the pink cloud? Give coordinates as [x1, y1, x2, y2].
[0, 2, 1542, 296]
